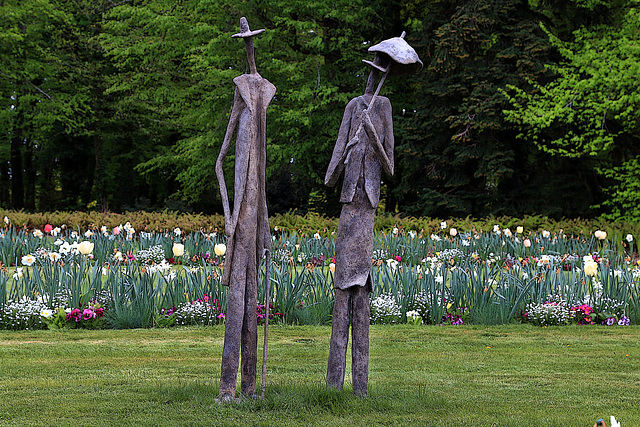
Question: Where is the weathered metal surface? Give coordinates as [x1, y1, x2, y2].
[325, 33, 421, 397]
[216, 17, 275, 401]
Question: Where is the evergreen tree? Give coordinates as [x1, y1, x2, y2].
[100, 0, 392, 214]
[391, 0, 571, 217]
[504, 0, 640, 220]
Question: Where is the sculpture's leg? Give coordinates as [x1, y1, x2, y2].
[327, 287, 351, 390]
[240, 250, 258, 397]
[219, 214, 255, 399]
[219, 242, 247, 398]
[351, 284, 370, 396]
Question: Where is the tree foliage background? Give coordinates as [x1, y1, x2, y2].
[1, 0, 638, 219]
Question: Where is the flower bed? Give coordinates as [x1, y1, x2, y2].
[0, 218, 638, 329]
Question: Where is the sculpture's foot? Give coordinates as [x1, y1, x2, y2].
[353, 387, 368, 398]
[326, 377, 344, 391]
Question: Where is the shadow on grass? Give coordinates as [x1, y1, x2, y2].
[151, 379, 448, 418]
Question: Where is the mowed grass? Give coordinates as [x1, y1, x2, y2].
[1, 325, 639, 426]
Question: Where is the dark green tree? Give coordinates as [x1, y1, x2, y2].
[1, 0, 109, 211]
[504, 0, 640, 220]
[99, 0, 397, 214]
[391, 0, 586, 218]
[1, 0, 71, 209]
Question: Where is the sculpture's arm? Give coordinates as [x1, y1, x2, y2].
[362, 102, 394, 176]
[215, 90, 242, 237]
[325, 100, 356, 187]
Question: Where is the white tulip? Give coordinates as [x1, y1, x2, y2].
[78, 241, 94, 255]
[172, 243, 185, 257]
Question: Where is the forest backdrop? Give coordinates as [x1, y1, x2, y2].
[1, 0, 639, 220]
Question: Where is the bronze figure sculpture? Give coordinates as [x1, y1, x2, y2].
[325, 33, 422, 396]
[215, 17, 276, 401]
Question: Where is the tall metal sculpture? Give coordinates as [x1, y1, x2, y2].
[215, 17, 275, 401]
[325, 33, 422, 396]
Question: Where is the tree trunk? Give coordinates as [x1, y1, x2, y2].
[24, 141, 36, 210]
[10, 110, 24, 210]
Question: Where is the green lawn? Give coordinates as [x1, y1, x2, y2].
[1, 325, 638, 426]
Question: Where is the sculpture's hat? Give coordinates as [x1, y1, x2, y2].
[362, 34, 423, 76]
[231, 17, 265, 39]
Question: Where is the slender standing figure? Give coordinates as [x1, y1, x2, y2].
[215, 17, 275, 401]
[325, 34, 422, 396]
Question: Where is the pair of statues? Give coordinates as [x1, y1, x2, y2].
[216, 17, 422, 400]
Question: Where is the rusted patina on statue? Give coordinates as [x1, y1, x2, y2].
[325, 33, 422, 397]
[215, 17, 275, 401]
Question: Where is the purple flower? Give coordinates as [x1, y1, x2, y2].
[605, 317, 615, 326]
[452, 317, 464, 326]
[82, 308, 97, 320]
[618, 316, 630, 326]
[160, 307, 176, 318]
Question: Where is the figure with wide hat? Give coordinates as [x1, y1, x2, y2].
[325, 32, 422, 396]
[216, 16, 276, 401]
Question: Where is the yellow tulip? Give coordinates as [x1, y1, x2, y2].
[584, 260, 598, 276]
[172, 243, 185, 257]
[214, 243, 227, 257]
[594, 230, 607, 240]
[78, 241, 94, 255]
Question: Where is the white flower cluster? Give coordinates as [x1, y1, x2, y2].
[273, 248, 292, 264]
[484, 252, 501, 267]
[136, 245, 166, 265]
[629, 265, 640, 280]
[590, 296, 627, 318]
[407, 290, 431, 319]
[92, 290, 114, 308]
[406, 310, 422, 324]
[372, 248, 390, 261]
[173, 300, 219, 326]
[29, 246, 73, 265]
[423, 248, 467, 271]
[0, 296, 48, 330]
[41, 289, 73, 309]
[145, 259, 175, 280]
[370, 292, 401, 324]
[422, 256, 443, 271]
[525, 294, 569, 326]
[438, 248, 464, 261]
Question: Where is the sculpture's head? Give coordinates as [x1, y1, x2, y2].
[231, 17, 265, 39]
[362, 33, 423, 77]
[362, 32, 423, 95]
[232, 17, 266, 75]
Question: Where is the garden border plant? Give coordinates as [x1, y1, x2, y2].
[1, 213, 639, 330]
